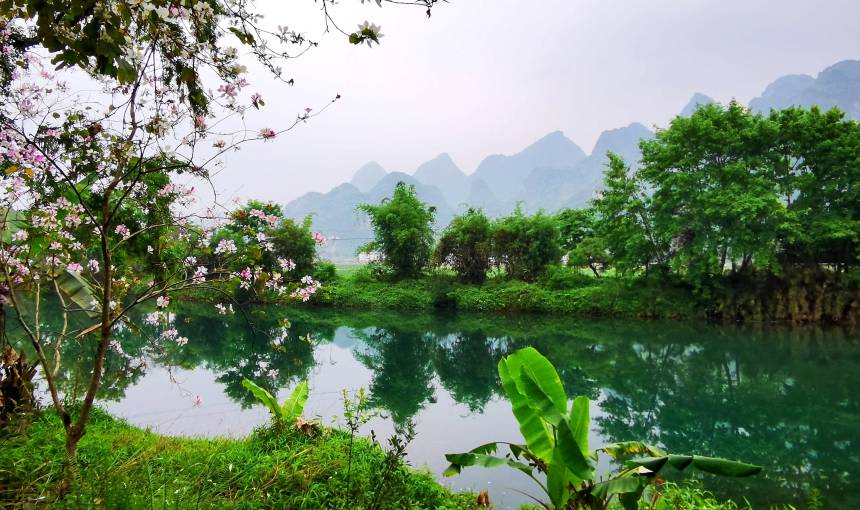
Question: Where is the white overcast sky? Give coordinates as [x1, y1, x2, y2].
[212, 0, 860, 203]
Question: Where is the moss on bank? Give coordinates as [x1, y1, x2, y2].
[0, 409, 476, 509]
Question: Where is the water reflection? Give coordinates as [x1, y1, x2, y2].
[11, 304, 859, 509]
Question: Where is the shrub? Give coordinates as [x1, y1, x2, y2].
[434, 208, 493, 283]
[539, 265, 596, 290]
[312, 260, 338, 283]
[492, 208, 563, 281]
[358, 182, 436, 278]
[267, 216, 318, 277]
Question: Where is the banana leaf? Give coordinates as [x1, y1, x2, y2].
[282, 380, 309, 421]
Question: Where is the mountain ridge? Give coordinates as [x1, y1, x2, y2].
[287, 59, 860, 261]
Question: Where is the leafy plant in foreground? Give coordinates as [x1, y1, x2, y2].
[444, 347, 762, 509]
[242, 379, 309, 426]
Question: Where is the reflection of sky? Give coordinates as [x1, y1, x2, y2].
[102, 326, 604, 508]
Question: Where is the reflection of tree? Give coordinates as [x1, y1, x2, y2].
[14, 301, 859, 508]
[6, 296, 149, 402]
[433, 332, 506, 413]
[353, 327, 436, 425]
[586, 325, 860, 509]
[171, 304, 332, 407]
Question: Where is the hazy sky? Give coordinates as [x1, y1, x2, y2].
[213, 0, 860, 203]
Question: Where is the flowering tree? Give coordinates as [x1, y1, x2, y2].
[0, 0, 439, 462]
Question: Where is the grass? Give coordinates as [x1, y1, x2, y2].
[0, 408, 477, 509]
[308, 265, 699, 319]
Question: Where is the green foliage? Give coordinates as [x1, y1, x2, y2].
[242, 379, 309, 426]
[358, 182, 436, 278]
[493, 208, 563, 281]
[639, 103, 860, 287]
[568, 236, 609, 278]
[445, 347, 762, 509]
[312, 271, 696, 318]
[591, 153, 656, 274]
[0, 408, 477, 509]
[556, 208, 597, 251]
[211, 202, 319, 286]
[539, 265, 598, 290]
[434, 208, 493, 283]
[313, 260, 338, 282]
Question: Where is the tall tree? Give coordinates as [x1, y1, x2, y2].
[591, 153, 659, 274]
[639, 102, 787, 285]
[358, 181, 436, 278]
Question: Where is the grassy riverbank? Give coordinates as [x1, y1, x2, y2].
[0, 409, 769, 510]
[308, 266, 699, 318]
[0, 409, 476, 509]
[0, 408, 786, 510]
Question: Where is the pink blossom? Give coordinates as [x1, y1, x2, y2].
[215, 238, 237, 255]
[194, 114, 206, 129]
[313, 232, 328, 246]
[115, 224, 131, 239]
[66, 262, 83, 273]
[260, 128, 276, 140]
[218, 83, 238, 98]
[192, 395, 204, 407]
[156, 295, 170, 308]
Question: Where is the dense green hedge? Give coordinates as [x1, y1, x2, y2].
[308, 267, 698, 318]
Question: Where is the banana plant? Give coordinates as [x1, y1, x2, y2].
[444, 347, 762, 509]
[242, 378, 309, 425]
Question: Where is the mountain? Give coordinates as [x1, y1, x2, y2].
[282, 59, 860, 261]
[470, 131, 587, 202]
[350, 161, 387, 192]
[680, 93, 715, 117]
[749, 60, 860, 119]
[412, 153, 469, 206]
[520, 123, 655, 211]
[283, 170, 454, 261]
[365, 172, 454, 222]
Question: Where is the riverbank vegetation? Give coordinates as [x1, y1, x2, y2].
[0, 408, 477, 509]
[307, 103, 860, 324]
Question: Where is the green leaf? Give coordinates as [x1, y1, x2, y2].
[591, 477, 643, 500]
[282, 380, 309, 421]
[556, 417, 594, 480]
[689, 456, 763, 477]
[625, 454, 762, 478]
[444, 443, 534, 477]
[498, 357, 553, 461]
[626, 456, 669, 475]
[349, 33, 362, 45]
[569, 396, 590, 456]
[115, 57, 136, 84]
[519, 367, 565, 426]
[508, 347, 567, 416]
[55, 270, 99, 318]
[599, 441, 666, 459]
[242, 379, 281, 420]
[546, 448, 571, 508]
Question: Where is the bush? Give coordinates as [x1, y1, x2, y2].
[433, 208, 493, 283]
[539, 265, 597, 290]
[492, 208, 563, 281]
[312, 260, 337, 282]
[267, 216, 318, 277]
[358, 182, 436, 278]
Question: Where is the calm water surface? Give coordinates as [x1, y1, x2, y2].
[47, 306, 860, 509]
